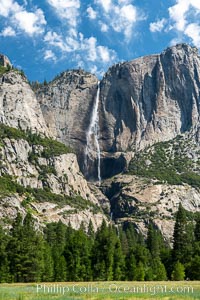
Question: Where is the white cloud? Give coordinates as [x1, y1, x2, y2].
[0, 26, 16, 37]
[98, 45, 111, 62]
[0, 0, 46, 36]
[111, 3, 138, 39]
[189, 0, 200, 10]
[168, 0, 200, 46]
[44, 30, 80, 52]
[150, 0, 200, 48]
[97, 0, 112, 13]
[82, 36, 97, 61]
[170, 37, 183, 46]
[0, 0, 20, 17]
[47, 0, 80, 27]
[92, 0, 143, 41]
[44, 31, 71, 52]
[81, 36, 117, 64]
[168, 0, 190, 31]
[44, 50, 57, 61]
[44, 29, 117, 76]
[120, 4, 137, 22]
[99, 22, 108, 32]
[185, 23, 200, 47]
[14, 9, 46, 35]
[87, 6, 97, 19]
[150, 18, 166, 33]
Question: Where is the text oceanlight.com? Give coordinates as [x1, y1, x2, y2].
[36, 284, 194, 296]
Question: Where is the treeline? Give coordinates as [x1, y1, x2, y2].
[0, 204, 199, 282]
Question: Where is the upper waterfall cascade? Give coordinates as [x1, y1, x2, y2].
[85, 81, 101, 183]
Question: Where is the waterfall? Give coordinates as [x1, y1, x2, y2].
[85, 81, 101, 183]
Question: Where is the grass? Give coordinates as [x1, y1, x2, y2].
[0, 281, 199, 300]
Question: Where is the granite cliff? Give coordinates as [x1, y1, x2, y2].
[36, 44, 200, 180]
[100, 44, 200, 154]
[0, 44, 200, 239]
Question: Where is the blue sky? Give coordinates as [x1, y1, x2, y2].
[0, 0, 200, 82]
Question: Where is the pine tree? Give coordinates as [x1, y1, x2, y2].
[146, 222, 160, 258]
[7, 213, 45, 282]
[119, 229, 129, 256]
[45, 221, 67, 281]
[19, 213, 45, 282]
[64, 225, 92, 281]
[125, 223, 138, 250]
[0, 226, 10, 282]
[171, 261, 185, 280]
[186, 255, 200, 280]
[135, 261, 145, 281]
[195, 214, 200, 242]
[87, 219, 95, 239]
[7, 213, 23, 282]
[113, 239, 125, 280]
[42, 241, 54, 282]
[173, 203, 187, 262]
[151, 257, 167, 280]
[126, 250, 137, 280]
[92, 221, 115, 280]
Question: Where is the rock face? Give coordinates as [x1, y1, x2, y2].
[0, 54, 12, 68]
[0, 71, 50, 135]
[102, 174, 200, 242]
[0, 44, 200, 239]
[36, 69, 98, 176]
[0, 134, 107, 231]
[36, 44, 200, 180]
[99, 44, 200, 155]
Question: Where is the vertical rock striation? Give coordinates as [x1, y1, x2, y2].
[100, 44, 200, 155]
[36, 44, 200, 179]
[0, 71, 50, 135]
[36, 70, 98, 175]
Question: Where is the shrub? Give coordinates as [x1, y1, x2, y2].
[0, 124, 73, 158]
[128, 136, 200, 188]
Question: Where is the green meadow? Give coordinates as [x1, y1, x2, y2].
[0, 281, 199, 300]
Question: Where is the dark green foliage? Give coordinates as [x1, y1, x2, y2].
[146, 222, 160, 258]
[7, 213, 45, 282]
[26, 130, 73, 158]
[195, 214, 200, 242]
[0, 124, 26, 140]
[0, 175, 26, 197]
[173, 203, 190, 262]
[0, 124, 73, 158]
[0, 124, 93, 211]
[135, 261, 145, 281]
[171, 261, 185, 280]
[64, 228, 92, 281]
[0, 175, 97, 211]
[0, 208, 199, 282]
[128, 137, 200, 187]
[125, 251, 137, 280]
[92, 221, 116, 280]
[0, 225, 10, 282]
[29, 188, 96, 210]
[0, 65, 11, 76]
